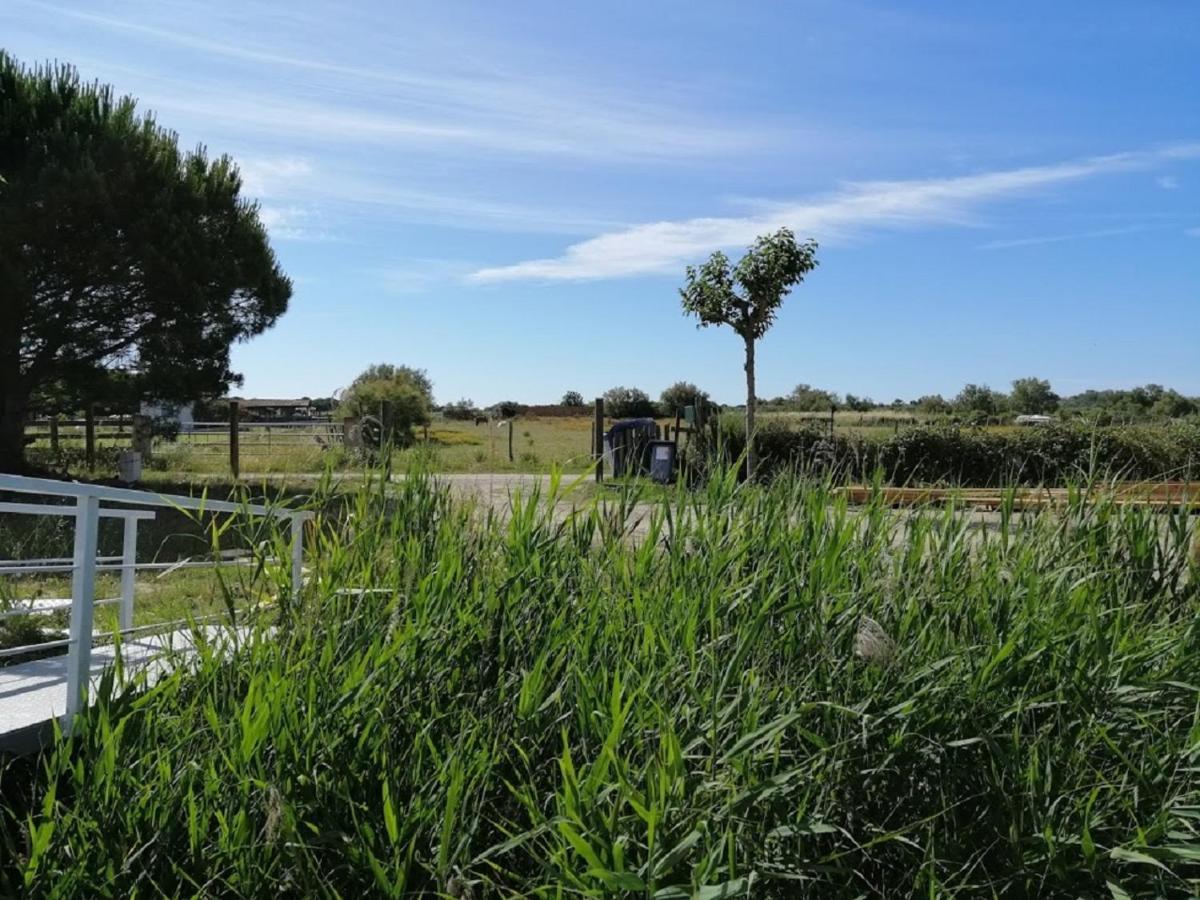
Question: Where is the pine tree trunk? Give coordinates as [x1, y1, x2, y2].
[0, 287, 29, 473]
[744, 335, 756, 479]
[0, 376, 30, 474]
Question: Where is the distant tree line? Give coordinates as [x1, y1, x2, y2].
[750, 378, 1198, 424]
[177, 374, 1198, 440]
[410, 375, 1199, 427]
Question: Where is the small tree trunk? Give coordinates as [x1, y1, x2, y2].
[0, 379, 30, 474]
[744, 335, 757, 479]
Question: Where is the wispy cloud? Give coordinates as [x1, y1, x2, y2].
[20, 0, 776, 164]
[1187, 227, 1200, 237]
[234, 154, 621, 236]
[1156, 175, 1180, 189]
[257, 205, 338, 243]
[469, 143, 1200, 283]
[237, 157, 314, 198]
[978, 224, 1146, 250]
[378, 259, 478, 294]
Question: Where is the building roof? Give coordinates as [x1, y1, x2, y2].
[231, 398, 312, 408]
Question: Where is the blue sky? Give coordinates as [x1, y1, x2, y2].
[4, 0, 1199, 405]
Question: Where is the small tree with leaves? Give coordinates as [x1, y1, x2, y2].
[338, 364, 432, 446]
[954, 383, 1005, 417]
[1010, 377, 1058, 415]
[561, 391, 585, 407]
[659, 381, 710, 417]
[603, 386, 656, 418]
[680, 229, 818, 476]
[790, 384, 839, 412]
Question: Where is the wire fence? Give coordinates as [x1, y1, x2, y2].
[164, 421, 344, 451]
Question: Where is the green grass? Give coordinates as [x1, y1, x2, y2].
[79, 416, 599, 476]
[395, 417, 597, 473]
[0, 567, 266, 654]
[2, 469, 1198, 896]
[21, 413, 1139, 481]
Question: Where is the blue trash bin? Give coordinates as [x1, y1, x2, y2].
[648, 440, 675, 483]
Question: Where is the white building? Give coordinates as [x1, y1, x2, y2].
[140, 401, 196, 432]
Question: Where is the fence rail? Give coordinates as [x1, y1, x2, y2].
[23, 416, 346, 474]
[0, 474, 312, 727]
[166, 421, 344, 449]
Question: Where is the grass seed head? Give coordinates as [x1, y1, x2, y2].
[854, 615, 895, 665]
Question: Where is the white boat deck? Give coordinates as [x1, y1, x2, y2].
[0, 628, 217, 754]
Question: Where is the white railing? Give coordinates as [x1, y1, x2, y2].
[0, 474, 312, 725]
[0, 501, 155, 634]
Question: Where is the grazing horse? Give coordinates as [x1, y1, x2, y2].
[474, 415, 488, 426]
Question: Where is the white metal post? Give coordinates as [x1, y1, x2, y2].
[65, 493, 101, 725]
[119, 515, 138, 632]
[290, 513, 305, 602]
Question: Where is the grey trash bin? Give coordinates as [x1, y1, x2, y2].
[648, 440, 675, 484]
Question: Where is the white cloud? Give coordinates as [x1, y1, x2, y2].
[135, 83, 768, 164]
[257, 204, 336, 242]
[378, 259, 477, 294]
[237, 155, 614, 237]
[469, 143, 1200, 283]
[1156, 175, 1180, 189]
[978, 225, 1146, 250]
[237, 157, 314, 199]
[23, 0, 775, 164]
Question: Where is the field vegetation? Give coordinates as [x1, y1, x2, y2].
[717, 417, 1200, 486]
[23, 412, 1200, 488]
[2, 468, 1198, 896]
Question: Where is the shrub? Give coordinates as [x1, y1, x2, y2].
[338, 364, 432, 447]
[788, 384, 840, 411]
[603, 386, 657, 418]
[659, 381, 710, 417]
[492, 400, 521, 419]
[442, 398, 479, 421]
[716, 419, 1200, 485]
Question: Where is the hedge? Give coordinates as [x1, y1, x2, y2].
[714, 418, 1200, 486]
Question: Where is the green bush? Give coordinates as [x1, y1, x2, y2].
[717, 419, 1200, 485]
[603, 386, 657, 418]
[441, 398, 480, 421]
[338, 364, 432, 447]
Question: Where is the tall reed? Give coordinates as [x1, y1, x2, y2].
[2, 467, 1197, 896]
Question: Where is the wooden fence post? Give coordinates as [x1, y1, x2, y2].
[49, 415, 59, 453]
[594, 398, 604, 483]
[229, 401, 240, 479]
[507, 418, 515, 462]
[84, 404, 96, 471]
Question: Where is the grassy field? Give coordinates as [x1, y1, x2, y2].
[2, 470, 1198, 896]
[0, 567, 260, 654]
[27, 411, 952, 479]
[133, 416, 601, 475]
